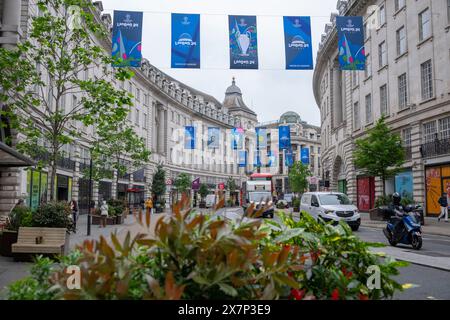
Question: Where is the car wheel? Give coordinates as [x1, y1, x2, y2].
[351, 225, 360, 232]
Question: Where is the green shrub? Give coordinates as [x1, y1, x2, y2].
[5, 205, 33, 232]
[374, 195, 392, 208]
[276, 202, 286, 209]
[292, 198, 300, 208]
[32, 202, 74, 232]
[400, 197, 414, 207]
[107, 199, 126, 216]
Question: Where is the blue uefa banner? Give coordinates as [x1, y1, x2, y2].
[229, 15, 258, 69]
[184, 126, 195, 149]
[336, 16, 365, 70]
[253, 151, 261, 168]
[268, 151, 277, 167]
[256, 128, 267, 149]
[207, 127, 220, 149]
[232, 127, 244, 150]
[238, 151, 247, 168]
[112, 11, 143, 67]
[283, 16, 313, 70]
[301, 148, 310, 164]
[285, 148, 294, 167]
[171, 13, 200, 69]
[279, 126, 291, 150]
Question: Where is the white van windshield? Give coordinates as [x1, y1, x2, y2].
[249, 192, 271, 203]
[319, 194, 351, 205]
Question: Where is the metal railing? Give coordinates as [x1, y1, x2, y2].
[420, 137, 450, 159]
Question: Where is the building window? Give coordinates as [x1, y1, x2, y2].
[364, 22, 369, 40]
[380, 84, 388, 116]
[402, 128, 412, 146]
[128, 82, 133, 93]
[378, 4, 386, 27]
[136, 88, 141, 102]
[439, 117, 450, 140]
[365, 94, 372, 124]
[395, 0, 405, 12]
[135, 109, 140, 126]
[423, 121, 437, 144]
[396, 26, 407, 56]
[378, 41, 387, 68]
[354, 102, 360, 130]
[171, 111, 174, 122]
[365, 54, 372, 78]
[144, 94, 149, 106]
[421, 60, 433, 100]
[143, 113, 148, 129]
[352, 71, 359, 88]
[419, 8, 432, 41]
[398, 73, 408, 109]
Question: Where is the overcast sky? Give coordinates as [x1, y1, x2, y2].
[100, 0, 338, 126]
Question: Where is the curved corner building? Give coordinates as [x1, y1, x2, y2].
[313, 0, 450, 216]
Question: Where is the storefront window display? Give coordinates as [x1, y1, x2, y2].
[426, 165, 450, 216]
[26, 169, 48, 211]
[395, 170, 413, 200]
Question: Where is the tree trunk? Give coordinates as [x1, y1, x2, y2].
[49, 152, 58, 201]
[382, 176, 386, 197]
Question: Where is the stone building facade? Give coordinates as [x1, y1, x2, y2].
[0, 0, 258, 215]
[313, 0, 450, 215]
[256, 112, 322, 195]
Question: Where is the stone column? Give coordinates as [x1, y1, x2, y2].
[72, 146, 81, 203]
[411, 122, 425, 205]
[157, 107, 165, 155]
[112, 170, 118, 199]
[1, 0, 22, 50]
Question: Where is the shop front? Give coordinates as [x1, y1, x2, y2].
[54, 174, 72, 203]
[357, 176, 375, 212]
[26, 169, 48, 211]
[425, 164, 450, 216]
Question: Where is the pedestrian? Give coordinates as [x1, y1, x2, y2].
[69, 199, 78, 232]
[438, 193, 449, 222]
[100, 200, 109, 228]
[145, 196, 153, 215]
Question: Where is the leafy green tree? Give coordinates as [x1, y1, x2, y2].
[353, 117, 405, 196]
[151, 164, 166, 203]
[289, 162, 311, 196]
[89, 120, 151, 198]
[174, 173, 191, 196]
[226, 176, 237, 193]
[0, 0, 134, 200]
[199, 183, 209, 202]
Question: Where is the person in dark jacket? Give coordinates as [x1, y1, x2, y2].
[438, 193, 448, 222]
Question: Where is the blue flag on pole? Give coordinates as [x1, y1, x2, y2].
[253, 151, 261, 168]
[239, 151, 247, 168]
[336, 16, 365, 70]
[207, 127, 220, 149]
[229, 15, 258, 69]
[285, 148, 294, 167]
[112, 11, 143, 67]
[279, 126, 291, 150]
[283, 16, 313, 70]
[185, 126, 195, 149]
[268, 151, 277, 167]
[232, 127, 244, 150]
[301, 148, 310, 164]
[171, 13, 201, 69]
[256, 128, 267, 149]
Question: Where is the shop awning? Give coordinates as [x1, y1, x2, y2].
[0, 141, 35, 167]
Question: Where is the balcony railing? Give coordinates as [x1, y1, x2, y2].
[420, 137, 450, 159]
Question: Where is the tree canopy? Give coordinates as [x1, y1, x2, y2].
[288, 162, 311, 195]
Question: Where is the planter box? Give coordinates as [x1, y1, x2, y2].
[115, 214, 124, 225]
[91, 215, 116, 225]
[0, 230, 18, 257]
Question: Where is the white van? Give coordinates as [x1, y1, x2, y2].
[300, 192, 361, 231]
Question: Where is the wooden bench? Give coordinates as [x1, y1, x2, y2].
[12, 227, 68, 260]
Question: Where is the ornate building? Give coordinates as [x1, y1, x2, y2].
[257, 111, 322, 195]
[313, 0, 450, 215]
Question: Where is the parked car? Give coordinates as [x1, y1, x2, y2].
[276, 199, 289, 209]
[300, 192, 361, 231]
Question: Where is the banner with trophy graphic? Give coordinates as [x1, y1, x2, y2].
[336, 16, 365, 70]
[279, 126, 291, 150]
[112, 11, 143, 67]
[184, 126, 196, 149]
[253, 151, 262, 168]
[283, 16, 313, 70]
[229, 15, 258, 69]
[207, 127, 220, 149]
[285, 147, 294, 167]
[171, 13, 201, 69]
[267, 151, 277, 167]
[232, 127, 244, 150]
[256, 128, 267, 149]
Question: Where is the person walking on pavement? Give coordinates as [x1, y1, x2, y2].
[69, 199, 78, 232]
[100, 200, 109, 228]
[145, 196, 153, 215]
[438, 193, 449, 222]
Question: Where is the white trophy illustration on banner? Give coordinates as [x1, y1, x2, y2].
[235, 18, 251, 56]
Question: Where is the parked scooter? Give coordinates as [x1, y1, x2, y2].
[383, 205, 423, 250]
